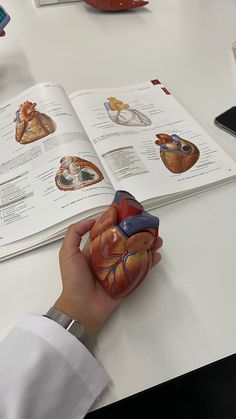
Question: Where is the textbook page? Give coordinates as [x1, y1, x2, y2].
[0, 82, 114, 246]
[70, 80, 236, 204]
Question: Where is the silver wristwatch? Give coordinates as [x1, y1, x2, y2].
[45, 307, 95, 354]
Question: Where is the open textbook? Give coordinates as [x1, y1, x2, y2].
[0, 79, 236, 261]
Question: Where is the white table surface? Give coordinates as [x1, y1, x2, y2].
[0, 0, 236, 410]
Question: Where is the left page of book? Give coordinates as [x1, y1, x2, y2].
[0, 82, 114, 246]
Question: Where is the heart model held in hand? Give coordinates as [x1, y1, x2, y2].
[90, 191, 159, 298]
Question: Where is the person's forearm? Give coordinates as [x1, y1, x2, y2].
[0, 314, 109, 419]
[54, 295, 102, 335]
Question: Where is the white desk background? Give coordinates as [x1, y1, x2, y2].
[0, 0, 236, 410]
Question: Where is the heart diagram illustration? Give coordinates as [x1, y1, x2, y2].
[90, 190, 159, 298]
[55, 156, 104, 191]
[104, 97, 151, 127]
[155, 133, 200, 174]
[14, 101, 56, 144]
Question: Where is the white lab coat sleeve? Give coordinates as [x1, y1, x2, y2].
[0, 314, 110, 419]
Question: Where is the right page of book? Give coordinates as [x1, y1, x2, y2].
[70, 80, 236, 204]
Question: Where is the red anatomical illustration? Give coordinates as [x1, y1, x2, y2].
[14, 101, 56, 144]
[84, 0, 148, 11]
[55, 156, 104, 191]
[155, 133, 200, 174]
[90, 190, 159, 298]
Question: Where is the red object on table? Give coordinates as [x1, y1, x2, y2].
[84, 0, 149, 11]
[90, 191, 159, 298]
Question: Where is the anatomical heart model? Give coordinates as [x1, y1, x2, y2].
[14, 101, 56, 144]
[155, 133, 200, 174]
[55, 156, 104, 191]
[83, 0, 149, 11]
[104, 97, 151, 127]
[90, 190, 159, 298]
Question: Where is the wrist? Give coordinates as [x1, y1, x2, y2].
[53, 295, 102, 336]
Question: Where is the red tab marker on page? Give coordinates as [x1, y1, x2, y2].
[161, 87, 171, 95]
[151, 79, 161, 85]
[84, 0, 149, 11]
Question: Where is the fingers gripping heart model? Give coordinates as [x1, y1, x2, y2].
[90, 191, 160, 298]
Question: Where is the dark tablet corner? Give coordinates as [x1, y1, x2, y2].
[86, 354, 236, 419]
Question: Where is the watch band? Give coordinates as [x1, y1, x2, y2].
[44, 307, 95, 354]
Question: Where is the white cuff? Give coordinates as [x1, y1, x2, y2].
[17, 313, 110, 400]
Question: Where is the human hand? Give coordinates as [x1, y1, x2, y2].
[54, 220, 121, 335]
[54, 220, 163, 335]
[0, 31, 5, 37]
